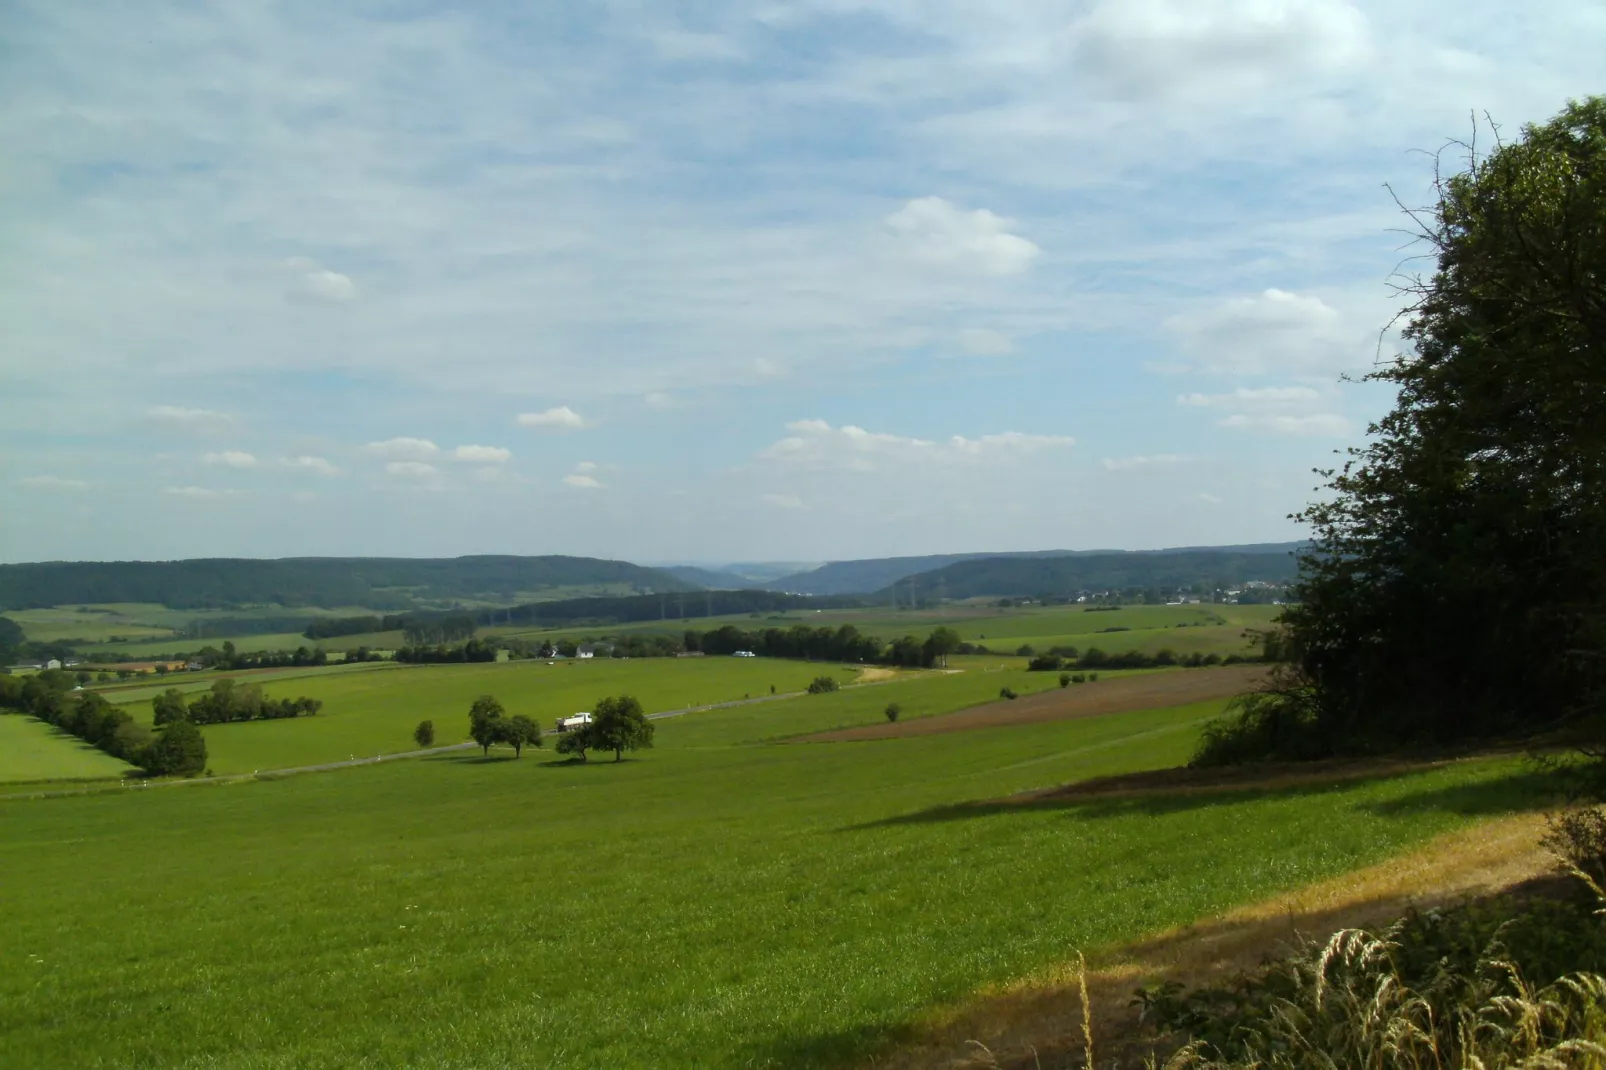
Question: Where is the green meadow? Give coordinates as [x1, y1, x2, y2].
[0, 684, 1537, 1069]
[0, 714, 133, 782]
[106, 657, 882, 774]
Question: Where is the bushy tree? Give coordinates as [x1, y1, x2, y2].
[152, 687, 188, 726]
[806, 675, 839, 694]
[1205, 99, 1606, 764]
[555, 729, 590, 762]
[413, 719, 435, 748]
[141, 719, 207, 777]
[884, 702, 901, 723]
[589, 695, 653, 762]
[468, 695, 504, 756]
[503, 714, 541, 757]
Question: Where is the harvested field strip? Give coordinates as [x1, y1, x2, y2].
[796, 664, 1267, 742]
[863, 807, 1552, 1070]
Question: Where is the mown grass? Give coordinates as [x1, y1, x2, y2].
[107, 657, 868, 775]
[0, 713, 134, 781]
[0, 692, 1539, 1069]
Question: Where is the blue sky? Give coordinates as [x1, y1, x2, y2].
[3, 1, 1602, 564]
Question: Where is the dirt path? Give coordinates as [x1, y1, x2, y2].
[864, 810, 1553, 1069]
[795, 665, 1268, 743]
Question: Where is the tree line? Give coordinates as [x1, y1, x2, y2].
[153, 679, 322, 726]
[0, 671, 207, 776]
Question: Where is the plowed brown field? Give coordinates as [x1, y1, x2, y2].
[794, 664, 1268, 743]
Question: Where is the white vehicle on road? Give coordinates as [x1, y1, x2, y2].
[555, 712, 592, 733]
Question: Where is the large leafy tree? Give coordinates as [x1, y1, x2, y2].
[589, 695, 654, 762]
[1226, 99, 1606, 759]
[141, 719, 208, 777]
[468, 694, 505, 756]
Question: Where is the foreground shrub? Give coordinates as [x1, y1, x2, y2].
[1059, 672, 1071, 688]
[1139, 885, 1606, 1069]
[1546, 806, 1606, 886]
[413, 719, 435, 748]
[806, 675, 839, 694]
[884, 702, 901, 723]
[999, 686, 1017, 700]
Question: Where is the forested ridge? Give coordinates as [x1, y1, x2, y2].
[0, 556, 695, 611]
[880, 548, 1301, 601]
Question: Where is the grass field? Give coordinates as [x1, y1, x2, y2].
[0, 714, 134, 781]
[0, 688, 1538, 1069]
[106, 657, 881, 775]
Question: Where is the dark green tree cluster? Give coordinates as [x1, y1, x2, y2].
[303, 613, 410, 640]
[467, 695, 542, 757]
[396, 638, 498, 664]
[806, 675, 839, 694]
[554, 695, 654, 763]
[1199, 99, 1606, 764]
[1028, 648, 1236, 672]
[157, 680, 322, 726]
[0, 672, 204, 776]
[191, 640, 329, 670]
[698, 623, 884, 662]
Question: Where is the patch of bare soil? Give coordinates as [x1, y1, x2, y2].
[795, 665, 1268, 743]
[857, 812, 1553, 1070]
[856, 667, 900, 684]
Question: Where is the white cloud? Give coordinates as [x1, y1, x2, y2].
[362, 437, 440, 461]
[955, 328, 1016, 356]
[1166, 289, 1365, 374]
[203, 450, 257, 468]
[20, 474, 89, 490]
[145, 406, 232, 434]
[574, 460, 598, 473]
[283, 257, 356, 302]
[885, 197, 1040, 276]
[1219, 412, 1350, 436]
[760, 493, 804, 510]
[1071, 0, 1371, 100]
[517, 406, 588, 431]
[1179, 386, 1322, 408]
[563, 474, 603, 489]
[1101, 454, 1184, 471]
[948, 432, 1075, 455]
[1197, 492, 1224, 505]
[761, 420, 1073, 472]
[283, 455, 340, 477]
[385, 461, 438, 478]
[165, 486, 230, 499]
[452, 444, 511, 463]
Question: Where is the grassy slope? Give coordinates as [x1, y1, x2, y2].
[0, 714, 134, 781]
[0, 696, 1535, 1069]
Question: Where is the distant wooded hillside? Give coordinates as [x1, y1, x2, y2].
[880, 546, 1302, 600]
[766, 543, 1302, 596]
[0, 556, 694, 611]
[484, 588, 864, 629]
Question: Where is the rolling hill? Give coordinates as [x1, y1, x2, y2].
[0, 556, 695, 611]
[764, 544, 1302, 596]
[878, 546, 1302, 600]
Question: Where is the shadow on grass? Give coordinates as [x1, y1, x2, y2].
[845, 764, 1557, 833]
[421, 752, 520, 765]
[738, 1020, 921, 1070]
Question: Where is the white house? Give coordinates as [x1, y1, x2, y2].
[576, 645, 596, 659]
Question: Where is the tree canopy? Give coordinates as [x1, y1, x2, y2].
[588, 695, 654, 762]
[1202, 98, 1606, 762]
